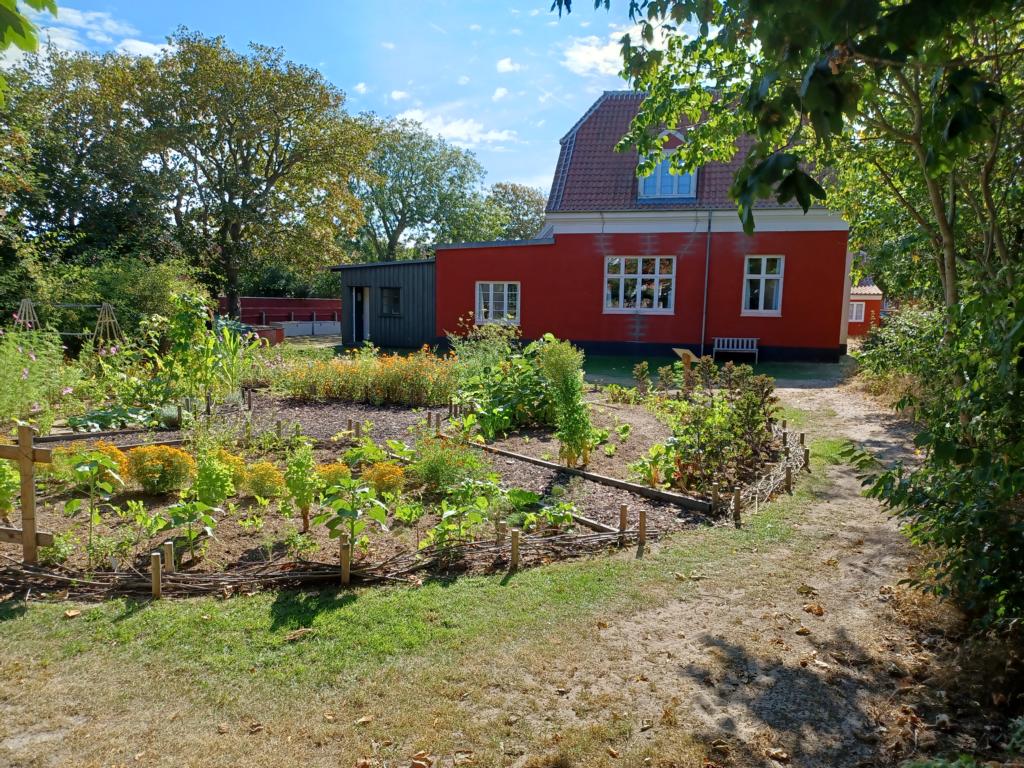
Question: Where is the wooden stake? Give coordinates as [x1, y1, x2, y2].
[618, 504, 628, 546]
[638, 509, 647, 549]
[354, 422, 362, 438]
[785, 465, 793, 494]
[732, 489, 742, 529]
[496, 521, 506, 547]
[17, 425, 38, 564]
[782, 430, 788, 447]
[247, 388, 253, 411]
[205, 393, 212, 416]
[799, 432, 806, 446]
[347, 417, 353, 432]
[162, 540, 175, 574]
[339, 533, 351, 585]
[782, 419, 788, 431]
[510, 528, 520, 570]
[803, 447, 811, 473]
[275, 420, 283, 438]
[711, 483, 720, 510]
[151, 551, 162, 599]
[448, 400, 454, 418]
[176, 404, 183, 427]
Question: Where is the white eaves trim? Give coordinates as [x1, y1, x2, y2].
[538, 208, 849, 237]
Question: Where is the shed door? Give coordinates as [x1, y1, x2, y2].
[352, 286, 369, 344]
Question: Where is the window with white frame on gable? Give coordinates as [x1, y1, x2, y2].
[848, 301, 865, 322]
[604, 256, 675, 313]
[475, 281, 520, 324]
[742, 255, 784, 315]
[638, 156, 698, 199]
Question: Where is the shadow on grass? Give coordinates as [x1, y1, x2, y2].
[0, 597, 27, 622]
[268, 587, 359, 631]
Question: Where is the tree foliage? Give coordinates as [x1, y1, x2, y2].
[486, 182, 547, 241]
[351, 117, 491, 260]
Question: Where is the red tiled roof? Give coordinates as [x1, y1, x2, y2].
[546, 91, 762, 213]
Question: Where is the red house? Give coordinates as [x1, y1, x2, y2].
[846, 279, 884, 337]
[435, 91, 853, 361]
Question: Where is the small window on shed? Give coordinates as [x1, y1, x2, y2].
[381, 287, 401, 316]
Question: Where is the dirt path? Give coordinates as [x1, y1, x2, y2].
[481, 382, 945, 768]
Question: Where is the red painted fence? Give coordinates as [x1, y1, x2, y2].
[217, 296, 342, 325]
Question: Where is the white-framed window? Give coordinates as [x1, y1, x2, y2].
[742, 255, 784, 316]
[604, 256, 675, 314]
[638, 156, 698, 200]
[848, 301, 865, 322]
[475, 281, 520, 325]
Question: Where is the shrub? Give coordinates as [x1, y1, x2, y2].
[316, 461, 351, 490]
[245, 461, 285, 499]
[277, 344, 455, 406]
[408, 435, 486, 494]
[127, 445, 196, 495]
[361, 461, 405, 495]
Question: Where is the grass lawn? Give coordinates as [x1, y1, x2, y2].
[0, 424, 848, 766]
[584, 352, 857, 386]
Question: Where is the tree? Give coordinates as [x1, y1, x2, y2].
[486, 182, 547, 240]
[351, 118, 488, 260]
[149, 30, 373, 315]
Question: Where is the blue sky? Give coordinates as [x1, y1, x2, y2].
[25, 1, 639, 192]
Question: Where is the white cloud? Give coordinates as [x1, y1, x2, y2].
[54, 7, 137, 38]
[561, 24, 669, 77]
[492, 87, 509, 102]
[115, 38, 171, 58]
[496, 57, 521, 73]
[469, 23, 482, 31]
[430, 23, 448, 34]
[457, 75, 470, 85]
[354, 82, 368, 94]
[510, 27, 522, 35]
[398, 108, 517, 148]
[561, 34, 621, 77]
[529, 9, 541, 16]
[390, 90, 410, 101]
[381, 41, 396, 50]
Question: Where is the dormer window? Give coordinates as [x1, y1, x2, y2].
[638, 156, 698, 200]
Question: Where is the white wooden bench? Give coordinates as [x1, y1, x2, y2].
[712, 337, 759, 364]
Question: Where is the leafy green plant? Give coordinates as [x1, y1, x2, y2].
[393, 499, 425, 526]
[67, 406, 159, 433]
[0, 329, 78, 433]
[602, 443, 617, 458]
[63, 450, 124, 571]
[282, 527, 318, 561]
[423, 500, 485, 555]
[238, 510, 264, 533]
[126, 445, 196, 495]
[537, 335, 593, 467]
[616, 422, 632, 443]
[121, 498, 170, 543]
[342, 434, 388, 468]
[315, 476, 388, 557]
[39, 531, 76, 566]
[193, 450, 235, 508]
[0, 460, 18, 520]
[632, 360, 651, 394]
[166, 499, 217, 561]
[407, 434, 487, 494]
[284, 440, 319, 531]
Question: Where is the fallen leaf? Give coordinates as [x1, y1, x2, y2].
[354, 760, 372, 768]
[640, 718, 654, 731]
[248, 722, 263, 734]
[607, 746, 620, 758]
[710, 739, 730, 755]
[284, 627, 314, 642]
[217, 723, 228, 734]
[795, 626, 811, 636]
[796, 584, 817, 597]
[323, 712, 336, 722]
[355, 714, 374, 725]
[766, 747, 790, 762]
[63, 609, 81, 619]
[597, 620, 608, 629]
[822, 558, 838, 567]
[555, 687, 569, 695]
[803, 602, 825, 617]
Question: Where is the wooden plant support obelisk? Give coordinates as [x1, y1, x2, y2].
[0, 426, 54, 564]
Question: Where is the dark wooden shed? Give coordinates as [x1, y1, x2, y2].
[332, 259, 436, 349]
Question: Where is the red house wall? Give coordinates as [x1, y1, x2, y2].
[435, 230, 849, 356]
[847, 297, 883, 336]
